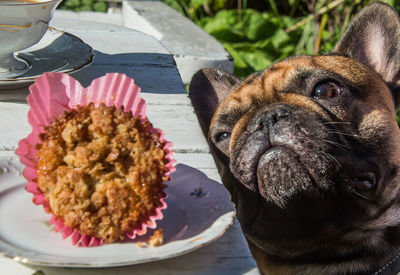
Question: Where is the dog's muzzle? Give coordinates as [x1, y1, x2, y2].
[230, 104, 332, 206]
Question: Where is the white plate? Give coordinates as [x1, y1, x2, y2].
[0, 28, 94, 90]
[0, 155, 235, 267]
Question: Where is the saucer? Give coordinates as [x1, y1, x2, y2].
[0, 27, 94, 90]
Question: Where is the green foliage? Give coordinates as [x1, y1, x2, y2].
[164, 0, 382, 78]
[200, 9, 301, 76]
[57, 0, 108, 12]
[163, 0, 210, 23]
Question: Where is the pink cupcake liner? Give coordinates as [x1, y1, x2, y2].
[16, 72, 176, 247]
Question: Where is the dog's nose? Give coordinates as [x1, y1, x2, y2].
[254, 104, 292, 131]
[269, 107, 290, 124]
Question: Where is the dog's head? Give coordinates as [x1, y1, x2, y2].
[190, 1, 400, 265]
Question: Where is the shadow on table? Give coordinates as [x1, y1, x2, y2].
[72, 50, 187, 94]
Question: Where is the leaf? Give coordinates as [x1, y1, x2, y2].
[200, 11, 246, 42]
[81, 0, 92, 6]
[241, 49, 273, 71]
[224, 41, 276, 78]
[93, 1, 107, 12]
[270, 15, 298, 29]
[79, 4, 92, 11]
[234, 10, 276, 41]
[211, 0, 226, 11]
[270, 29, 292, 49]
[190, 0, 207, 9]
[383, 0, 395, 6]
[223, 43, 248, 69]
[295, 20, 314, 55]
[277, 44, 296, 59]
[163, 0, 186, 14]
[63, 0, 80, 8]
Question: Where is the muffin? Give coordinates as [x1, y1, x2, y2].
[17, 72, 175, 246]
[36, 103, 168, 243]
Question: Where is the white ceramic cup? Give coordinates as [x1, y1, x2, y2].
[0, 0, 61, 78]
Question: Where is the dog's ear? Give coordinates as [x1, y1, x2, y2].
[189, 68, 240, 136]
[333, 2, 400, 103]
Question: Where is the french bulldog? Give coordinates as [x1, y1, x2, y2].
[189, 2, 400, 274]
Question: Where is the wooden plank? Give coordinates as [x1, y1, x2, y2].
[51, 17, 144, 34]
[0, 103, 31, 151]
[71, 64, 186, 94]
[174, 153, 220, 182]
[50, 18, 172, 59]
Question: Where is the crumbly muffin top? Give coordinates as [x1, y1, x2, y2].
[36, 103, 168, 243]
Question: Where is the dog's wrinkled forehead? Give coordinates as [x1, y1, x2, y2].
[212, 55, 394, 127]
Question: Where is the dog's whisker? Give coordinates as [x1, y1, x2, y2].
[353, 190, 372, 200]
[323, 121, 352, 125]
[323, 139, 351, 152]
[320, 151, 341, 168]
[328, 131, 360, 138]
[343, 177, 373, 201]
[348, 187, 372, 201]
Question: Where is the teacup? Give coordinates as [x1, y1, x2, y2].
[0, 0, 61, 78]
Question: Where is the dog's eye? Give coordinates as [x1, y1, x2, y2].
[313, 82, 342, 99]
[216, 132, 231, 142]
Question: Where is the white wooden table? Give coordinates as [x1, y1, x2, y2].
[0, 17, 259, 275]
